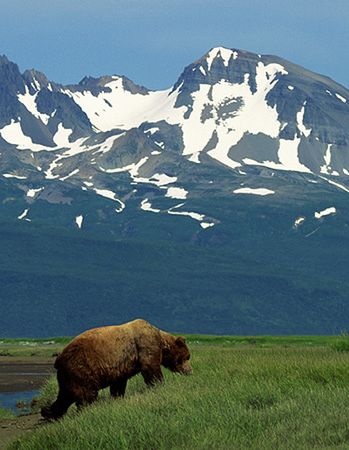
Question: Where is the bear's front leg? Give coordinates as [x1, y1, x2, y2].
[110, 378, 128, 398]
[141, 364, 164, 386]
[41, 389, 75, 420]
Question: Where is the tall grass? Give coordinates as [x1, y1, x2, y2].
[9, 345, 349, 450]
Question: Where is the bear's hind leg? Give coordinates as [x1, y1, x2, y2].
[110, 378, 128, 398]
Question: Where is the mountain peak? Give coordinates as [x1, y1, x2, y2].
[0, 55, 25, 94]
[172, 46, 262, 94]
[78, 75, 120, 88]
[0, 54, 10, 65]
[22, 69, 51, 91]
[76, 74, 150, 96]
[204, 46, 239, 69]
[200, 46, 263, 70]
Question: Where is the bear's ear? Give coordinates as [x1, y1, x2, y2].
[176, 336, 186, 346]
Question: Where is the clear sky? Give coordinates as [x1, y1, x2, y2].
[0, 0, 348, 90]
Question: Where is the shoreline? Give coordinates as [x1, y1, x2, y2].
[0, 357, 54, 393]
[0, 357, 55, 448]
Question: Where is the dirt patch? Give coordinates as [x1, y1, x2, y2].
[0, 413, 44, 449]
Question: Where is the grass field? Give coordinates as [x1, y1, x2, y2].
[5, 335, 349, 450]
[0, 334, 347, 358]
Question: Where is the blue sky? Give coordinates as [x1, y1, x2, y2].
[0, 0, 348, 89]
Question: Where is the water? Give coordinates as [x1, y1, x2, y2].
[0, 390, 39, 415]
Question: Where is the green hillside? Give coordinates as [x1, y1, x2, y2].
[1, 201, 349, 337]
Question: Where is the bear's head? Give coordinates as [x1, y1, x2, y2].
[161, 336, 192, 375]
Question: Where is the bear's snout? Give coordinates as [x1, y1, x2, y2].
[179, 361, 193, 375]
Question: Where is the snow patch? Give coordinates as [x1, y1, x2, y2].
[75, 215, 83, 229]
[63, 80, 174, 132]
[18, 87, 50, 125]
[320, 144, 333, 174]
[206, 47, 233, 70]
[294, 216, 305, 227]
[168, 203, 205, 221]
[60, 168, 80, 181]
[3, 173, 27, 179]
[150, 173, 177, 186]
[93, 133, 126, 154]
[93, 188, 125, 212]
[32, 77, 41, 91]
[319, 175, 349, 193]
[53, 123, 73, 147]
[165, 187, 188, 199]
[0, 120, 47, 151]
[44, 156, 64, 180]
[233, 187, 275, 196]
[100, 156, 149, 176]
[155, 141, 165, 149]
[200, 222, 215, 229]
[314, 207, 336, 219]
[144, 127, 159, 135]
[115, 200, 125, 213]
[324, 144, 332, 166]
[277, 137, 310, 173]
[18, 208, 30, 221]
[188, 152, 200, 164]
[204, 62, 287, 169]
[27, 187, 44, 198]
[296, 105, 312, 137]
[140, 199, 160, 213]
[335, 93, 347, 103]
[132, 173, 177, 187]
[94, 188, 119, 201]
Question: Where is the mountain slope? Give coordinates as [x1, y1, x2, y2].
[0, 47, 349, 336]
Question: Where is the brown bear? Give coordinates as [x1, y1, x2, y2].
[41, 319, 192, 420]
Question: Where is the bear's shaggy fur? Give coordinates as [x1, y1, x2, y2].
[41, 319, 192, 419]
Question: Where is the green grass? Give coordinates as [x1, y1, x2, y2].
[9, 341, 349, 450]
[185, 334, 341, 347]
[0, 407, 15, 419]
[0, 338, 71, 345]
[331, 334, 349, 352]
[0, 338, 70, 358]
[0, 335, 341, 358]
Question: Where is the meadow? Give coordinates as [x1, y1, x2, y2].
[3, 335, 349, 450]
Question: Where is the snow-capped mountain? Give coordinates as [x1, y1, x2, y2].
[1, 48, 349, 216]
[1, 47, 349, 337]
[2, 47, 349, 167]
